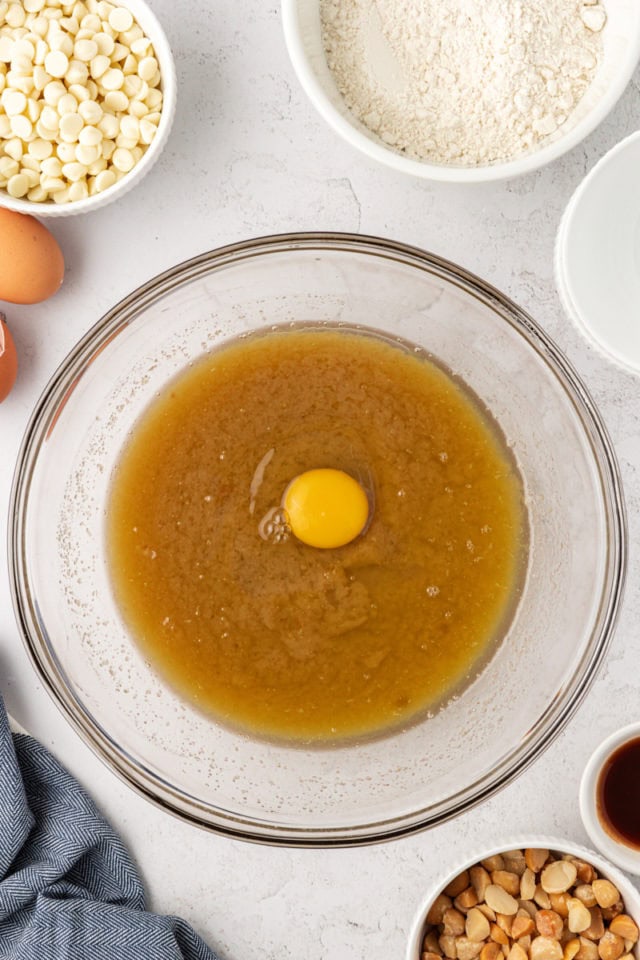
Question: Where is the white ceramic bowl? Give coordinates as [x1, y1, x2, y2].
[580, 722, 640, 875]
[282, 0, 640, 183]
[406, 837, 640, 960]
[555, 131, 640, 374]
[0, 0, 176, 218]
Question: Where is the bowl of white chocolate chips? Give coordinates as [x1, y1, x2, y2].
[0, 0, 176, 214]
[406, 841, 640, 960]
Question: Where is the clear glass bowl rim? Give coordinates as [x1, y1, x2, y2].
[8, 232, 628, 847]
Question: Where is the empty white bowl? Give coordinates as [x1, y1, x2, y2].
[556, 131, 640, 373]
[580, 722, 640, 875]
[0, 0, 176, 218]
[282, 0, 640, 183]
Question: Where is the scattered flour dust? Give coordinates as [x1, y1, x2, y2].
[321, 0, 607, 166]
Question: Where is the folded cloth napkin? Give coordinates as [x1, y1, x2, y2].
[0, 696, 219, 959]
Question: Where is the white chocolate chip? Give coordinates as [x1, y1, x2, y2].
[6, 4, 26, 28]
[28, 137, 53, 159]
[11, 76, 36, 98]
[81, 14, 102, 33]
[93, 167, 115, 192]
[65, 59, 89, 84]
[119, 113, 138, 139]
[49, 23, 69, 50]
[14, 39, 36, 61]
[108, 5, 132, 32]
[22, 168, 40, 188]
[4, 136, 24, 161]
[68, 82, 90, 103]
[137, 55, 157, 82]
[31, 18, 49, 38]
[33, 65, 49, 90]
[20, 156, 41, 174]
[129, 100, 147, 118]
[103, 88, 127, 111]
[26, 99, 42, 123]
[28, 184, 48, 201]
[41, 174, 66, 191]
[78, 98, 102, 123]
[111, 42, 128, 62]
[139, 116, 156, 143]
[89, 52, 109, 78]
[44, 48, 69, 76]
[97, 112, 118, 137]
[130, 36, 151, 57]
[101, 65, 123, 89]
[111, 145, 133, 171]
[75, 142, 99, 164]
[68, 178, 88, 200]
[10, 114, 32, 139]
[146, 88, 162, 109]
[35, 121, 58, 140]
[0, 156, 19, 177]
[61, 159, 87, 181]
[93, 31, 114, 56]
[86, 155, 106, 175]
[74, 37, 98, 60]
[122, 52, 136, 75]
[78, 123, 101, 145]
[43, 80, 66, 104]
[97, 1, 115, 18]
[1, 88, 27, 115]
[7, 171, 30, 196]
[121, 25, 143, 46]
[40, 104, 60, 128]
[59, 111, 84, 141]
[57, 92, 78, 114]
[40, 155, 63, 176]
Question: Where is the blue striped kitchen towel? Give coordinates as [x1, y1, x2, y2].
[0, 696, 219, 959]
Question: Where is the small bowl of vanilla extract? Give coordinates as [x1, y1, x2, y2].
[580, 722, 640, 874]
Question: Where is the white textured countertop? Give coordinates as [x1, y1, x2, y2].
[2, 4, 640, 959]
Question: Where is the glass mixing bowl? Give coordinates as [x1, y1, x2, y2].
[9, 233, 626, 846]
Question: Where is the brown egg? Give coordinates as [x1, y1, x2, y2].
[0, 313, 18, 402]
[0, 208, 64, 304]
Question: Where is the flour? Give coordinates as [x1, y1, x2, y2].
[321, 0, 607, 166]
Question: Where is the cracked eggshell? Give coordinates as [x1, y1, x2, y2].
[0, 208, 64, 304]
[0, 314, 17, 402]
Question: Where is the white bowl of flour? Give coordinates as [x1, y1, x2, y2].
[282, 0, 640, 181]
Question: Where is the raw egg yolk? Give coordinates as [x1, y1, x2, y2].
[283, 468, 369, 549]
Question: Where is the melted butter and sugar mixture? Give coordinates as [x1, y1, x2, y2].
[107, 328, 527, 742]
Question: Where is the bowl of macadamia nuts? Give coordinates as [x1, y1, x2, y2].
[406, 841, 640, 960]
[0, 0, 176, 215]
